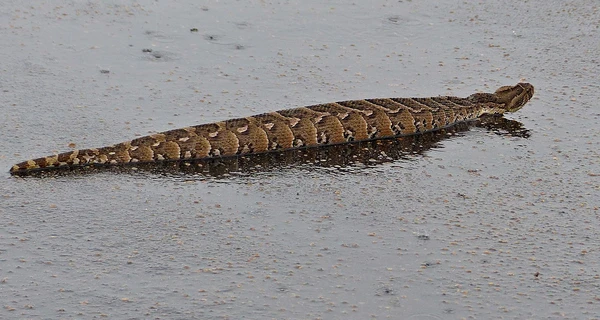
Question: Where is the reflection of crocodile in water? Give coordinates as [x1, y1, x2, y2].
[10, 83, 534, 177]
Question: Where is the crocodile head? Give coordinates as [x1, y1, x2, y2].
[494, 82, 535, 112]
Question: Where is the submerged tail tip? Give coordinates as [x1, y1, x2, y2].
[9, 159, 43, 175]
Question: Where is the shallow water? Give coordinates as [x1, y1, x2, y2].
[1, 0, 599, 319]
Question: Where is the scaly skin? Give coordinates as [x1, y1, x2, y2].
[10, 83, 534, 175]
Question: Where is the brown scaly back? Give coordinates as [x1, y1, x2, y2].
[9, 83, 534, 176]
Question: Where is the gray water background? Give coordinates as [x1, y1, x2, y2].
[1, 0, 599, 319]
